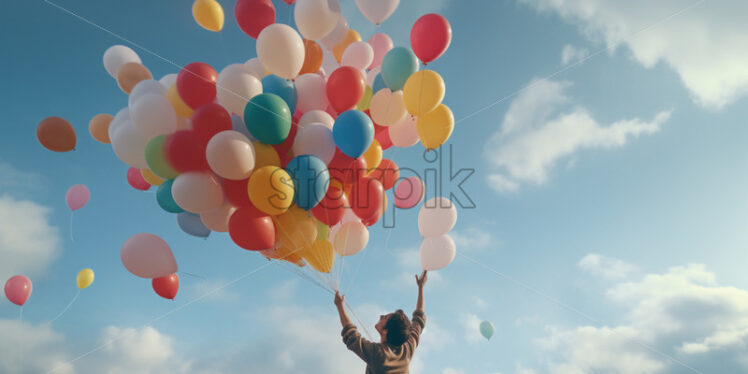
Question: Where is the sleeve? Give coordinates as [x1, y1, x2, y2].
[404, 310, 426, 359]
[341, 323, 380, 363]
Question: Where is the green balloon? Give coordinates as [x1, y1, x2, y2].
[356, 86, 373, 111]
[145, 135, 178, 179]
[157, 179, 183, 213]
[244, 93, 291, 145]
[316, 219, 330, 241]
[479, 321, 494, 340]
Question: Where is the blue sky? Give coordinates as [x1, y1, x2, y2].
[3, 0, 748, 373]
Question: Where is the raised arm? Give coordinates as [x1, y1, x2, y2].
[415, 270, 427, 312]
[335, 291, 352, 327]
[335, 291, 379, 363]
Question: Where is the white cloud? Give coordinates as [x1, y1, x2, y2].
[485, 79, 670, 192]
[0, 161, 43, 189]
[578, 253, 637, 280]
[461, 313, 485, 343]
[521, 0, 748, 109]
[0, 319, 73, 374]
[388, 247, 443, 287]
[451, 227, 496, 251]
[190, 278, 239, 303]
[442, 368, 466, 374]
[561, 44, 589, 65]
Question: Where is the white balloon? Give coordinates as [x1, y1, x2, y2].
[245, 58, 267, 78]
[369, 88, 407, 126]
[418, 197, 457, 237]
[355, 0, 399, 25]
[333, 221, 369, 256]
[131, 94, 177, 139]
[159, 74, 177, 89]
[103, 45, 141, 78]
[217, 63, 263, 115]
[200, 202, 237, 233]
[111, 120, 149, 169]
[293, 123, 335, 164]
[108, 108, 131, 141]
[419, 235, 455, 271]
[321, 49, 339, 80]
[389, 115, 418, 147]
[294, 0, 341, 40]
[295, 74, 328, 113]
[320, 15, 349, 49]
[298, 110, 334, 129]
[256, 24, 305, 80]
[206, 130, 256, 180]
[129, 80, 167, 109]
[341, 41, 374, 71]
[172, 172, 224, 213]
[367, 66, 381, 87]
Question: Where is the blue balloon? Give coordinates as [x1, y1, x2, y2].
[285, 155, 330, 210]
[372, 73, 387, 94]
[157, 179, 183, 213]
[261, 75, 298, 114]
[177, 212, 211, 238]
[381, 47, 419, 91]
[333, 110, 374, 158]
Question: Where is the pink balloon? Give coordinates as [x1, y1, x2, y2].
[65, 184, 90, 211]
[120, 233, 178, 278]
[410, 13, 452, 64]
[4, 275, 32, 306]
[127, 167, 150, 191]
[368, 33, 393, 69]
[394, 176, 424, 209]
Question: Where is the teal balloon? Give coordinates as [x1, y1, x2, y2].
[177, 212, 211, 238]
[333, 110, 374, 158]
[261, 75, 298, 114]
[372, 73, 386, 93]
[157, 179, 183, 213]
[286, 155, 330, 210]
[244, 93, 292, 145]
[381, 47, 419, 91]
[479, 321, 494, 340]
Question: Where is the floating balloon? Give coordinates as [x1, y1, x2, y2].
[157, 179, 184, 213]
[121, 233, 178, 279]
[333, 221, 368, 256]
[301, 239, 334, 273]
[420, 235, 455, 270]
[76, 269, 95, 289]
[145, 135, 179, 180]
[480, 321, 494, 340]
[368, 158, 399, 190]
[389, 114, 419, 147]
[165, 130, 209, 172]
[167, 83, 194, 118]
[368, 33, 393, 69]
[321, 16, 349, 49]
[328, 148, 367, 184]
[286, 155, 330, 210]
[369, 88, 407, 126]
[129, 79, 167, 109]
[117, 62, 152, 94]
[350, 177, 384, 222]
[244, 93, 292, 145]
[177, 62, 218, 109]
[327, 66, 366, 113]
[229, 206, 275, 250]
[206, 130, 256, 180]
[381, 47, 418, 91]
[217, 64, 262, 115]
[127, 167, 151, 191]
[103, 45, 141, 78]
[332, 29, 361, 63]
[172, 172, 224, 213]
[37, 117, 76, 152]
[362, 139, 383, 173]
[295, 73, 328, 113]
[89, 114, 113, 144]
[262, 75, 298, 114]
[417, 103, 453, 150]
[375, 122, 393, 149]
[294, 0, 341, 40]
[299, 110, 334, 129]
[132, 94, 177, 139]
[152, 273, 179, 300]
[333, 110, 374, 158]
[293, 123, 335, 164]
[4, 275, 32, 306]
[253, 141, 281, 168]
[192, 103, 233, 144]
[418, 196, 457, 237]
[394, 176, 424, 209]
[235, 0, 275, 39]
[141, 168, 164, 186]
[372, 72, 387, 94]
[245, 57, 268, 79]
[355, 0, 399, 25]
[410, 13, 452, 64]
[300, 39, 323, 75]
[111, 120, 149, 169]
[193, 0, 224, 32]
[341, 41, 374, 71]
[177, 212, 211, 238]
[66, 184, 90, 211]
[311, 185, 348, 226]
[257, 24, 304, 80]
[403, 70, 445, 116]
[248, 166, 294, 215]
[200, 202, 236, 232]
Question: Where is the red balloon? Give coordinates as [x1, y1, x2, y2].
[165, 130, 209, 172]
[410, 13, 452, 64]
[152, 273, 179, 300]
[223, 178, 252, 207]
[177, 62, 218, 109]
[235, 0, 276, 39]
[328, 148, 367, 184]
[351, 177, 384, 221]
[127, 167, 151, 191]
[229, 206, 276, 250]
[368, 159, 399, 190]
[374, 123, 393, 150]
[282, 0, 295, 4]
[273, 120, 298, 157]
[191, 103, 232, 144]
[326, 66, 366, 113]
[311, 185, 348, 225]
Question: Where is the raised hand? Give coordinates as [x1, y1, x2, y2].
[415, 270, 428, 288]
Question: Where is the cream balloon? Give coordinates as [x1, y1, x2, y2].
[120, 233, 177, 278]
[295, 74, 328, 113]
[245, 58, 267, 78]
[108, 108, 130, 141]
[200, 202, 237, 233]
[321, 48, 339, 79]
[256, 24, 305, 80]
[341, 41, 374, 71]
[129, 79, 167, 109]
[172, 172, 224, 213]
[294, 0, 341, 40]
[159, 73, 177, 88]
[369, 88, 407, 126]
[111, 120, 149, 169]
[355, 0, 399, 25]
[131, 94, 177, 139]
[419, 235, 455, 271]
[366, 66, 381, 87]
[217, 64, 262, 115]
[418, 197, 457, 237]
[103, 45, 141, 78]
[333, 221, 369, 256]
[298, 110, 334, 129]
[206, 130, 256, 180]
[368, 33, 393, 69]
[293, 123, 335, 164]
[320, 15, 349, 49]
[389, 114, 418, 147]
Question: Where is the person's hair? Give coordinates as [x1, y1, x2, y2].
[384, 309, 411, 346]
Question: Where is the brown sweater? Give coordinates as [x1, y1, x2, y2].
[341, 310, 426, 374]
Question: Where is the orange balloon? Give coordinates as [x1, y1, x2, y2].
[332, 29, 361, 63]
[117, 62, 152, 94]
[299, 39, 323, 75]
[89, 113, 114, 144]
[37, 117, 76, 152]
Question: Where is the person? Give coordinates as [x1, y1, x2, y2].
[334, 270, 428, 374]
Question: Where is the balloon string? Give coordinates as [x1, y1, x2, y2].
[179, 271, 207, 281]
[69, 211, 75, 242]
[345, 299, 373, 341]
[48, 290, 80, 324]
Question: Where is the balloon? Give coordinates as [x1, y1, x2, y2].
[375, 122, 393, 149]
[111, 120, 149, 168]
[356, 86, 373, 111]
[141, 168, 164, 186]
[217, 64, 262, 115]
[293, 123, 335, 164]
[403, 70, 445, 116]
[192, 103, 233, 144]
[295, 74, 328, 113]
[127, 167, 151, 191]
[389, 114, 419, 147]
[372, 72, 387, 94]
[362, 139, 382, 173]
[311, 185, 348, 225]
[159, 74, 177, 88]
[66, 184, 90, 211]
[145, 135, 179, 179]
[333, 221, 368, 256]
[299, 110, 334, 129]
[89, 113, 114, 143]
[235, 0, 275, 38]
[131, 94, 177, 139]
[229, 206, 276, 250]
[418, 196, 457, 237]
[248, 166, 294, 215]
[394, 176, 424, 209]
[410, 13, 452, 64]
[76, 268, 95, 289]
[257, 24, 304, 80]
[129, 79, 167, 109]
[368, 33, 393, 69]
[177, 212, 211, 238]
[37, 117, 76, 152]
[417, 104, 453, 150]
[193, 0, 224, 32]
[206, 130, 256, 180]
[381, 47, 418, 91]
[262, 75, 298, 114]
[172, 172, 224, 213]
[332, 29, 361, 63]
[223, 178, 252, 207]
[4, 275, 32, 306]
[480, 321, 494, 340]
[286, 155, 330, 210]
[341, 41, 374, 71]
[245, 57, 268, 78]
[367, 66, 381, 86]
[326, 66, 366, 113]
[200, 202, 236, 232]
[294, 0, 341, 40]
[157, 179, 184, 213]
[369, 88, 407, 126]
[103, 45, 141, 78]
[368, 158, 399, 190]
[419, 235, 455, 270]
[351, 177, 384, 222]
[120, 233, 178, 279]
[320, 16, 349, 49]
[273, 206, 317, 262]
[300, 239, 334, 273]
[244, 93, 292, 144]
[328, 148, 367, 184]
[230, 113, 253, 140]
[117, 62, 152, 94]
[167, 83, 194, 118]
[355, 0, 398, 25]
[177, 62, 218, 109]
[300, 39, 323, 75]
[165, 130, 209, 172]
[152, 273, 179, 300]
[254, 141, 281, 168]
[316, 219, 330, 240]
[333, 110, 374, 158]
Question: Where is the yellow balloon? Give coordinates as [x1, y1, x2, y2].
[417, 104, 454, 150]
[300, 239, 334, 273]
[403, 70, 445, 116]
[167, 83, 194, 118]
[253, 141, 281, 169]
[248, 166, 294, 215]
[192, 0, 224, 32]
[141, 168, 164, 186]
[362, 139, 382, 174]
[333, 29, 361, 63]
[356, 86, 373, 111]
[76, 268, 94, 289]
[273, 205, 317, 264]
